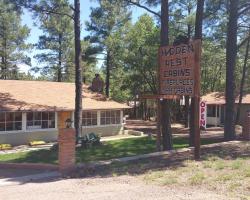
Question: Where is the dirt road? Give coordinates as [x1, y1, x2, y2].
[0, 175, 236, 200]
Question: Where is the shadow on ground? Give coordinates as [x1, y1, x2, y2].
[72, 141, 250, 179]
[0, 168, 61, 186]
[0, 141, 249, 186]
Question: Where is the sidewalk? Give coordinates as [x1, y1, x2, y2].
[100, 134, 146, 142]
[0, 169, 60, 186]
[0, 143, 54, 155]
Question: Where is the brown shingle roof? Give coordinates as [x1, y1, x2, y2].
[201, 92, 250, 105]
[0, 80, 130, 111]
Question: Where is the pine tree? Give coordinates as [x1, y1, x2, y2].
[34, 0, 74, 82]
[9, 0, 83, 140]
[224, 0, 239, 140]
[74, 0, 82, 140]
[86, 0, 131, 97]
[0, 0, 31, 79]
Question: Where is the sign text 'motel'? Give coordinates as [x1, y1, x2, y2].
[159, 41, 197, 96]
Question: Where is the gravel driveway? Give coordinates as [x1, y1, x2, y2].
[0, 175, 236, 200]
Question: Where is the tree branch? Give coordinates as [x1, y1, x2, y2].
[69, 5, 75, 12]
[237, 35, 250, 50]
[126, 0, 161, 18]
[238, 2, 250, 10]
[238, 5, 250, 17]
[16, 2, 74, 19]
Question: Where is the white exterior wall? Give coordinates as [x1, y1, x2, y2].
[207, 117, 220, 126]
[0, 109, 125, 145]
[0, 111, 58, 145]
[81, 109, 125, 137]
[82, 125, 124, 137]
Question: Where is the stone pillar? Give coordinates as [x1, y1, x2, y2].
[58, 128, 76, 173]
[242, 111, 250, 140]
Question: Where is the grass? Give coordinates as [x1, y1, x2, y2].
[89, 141, 249, 199]
[1, 138, 249, 199]
[188, 172, 206, 185]
[140, 157, 250, 198]
[0, 149, 58, 164]
[0, 136, 223, 164]
[134, 145, 250, 199]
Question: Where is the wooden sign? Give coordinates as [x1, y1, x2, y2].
[139, 94, 179, 100]
[159, 40, 201, 96]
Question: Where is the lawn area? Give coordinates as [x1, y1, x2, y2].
[86, 141, 250, 200]
[140, 154, 250, 199]
[0, 136, 223, 164]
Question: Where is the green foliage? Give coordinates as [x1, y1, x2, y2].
[73, 40, 98, 84]
[86, 0, 131, 96]
[117, 14, 160, 101]
[33, 0, 74, 82]
[201, 40, 226, 94]
[0, 0, 31, 79]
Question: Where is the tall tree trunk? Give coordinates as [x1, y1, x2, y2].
[224, 0, 239, 140]
[74, 0, 82, 140]
[189, 0, 204, 148]
[236, 31, 250, 124]
[184, 96, 189, 128]
[160, 0, 173, 151]
[189, 99, 195, 146]
[2, 32, 7, 80]
[1, 57, 4, 79]
[185, 20, 192, 129]
[106, 51, 111, 97]
[58, 33, 62, 82]
[194, 0, 204, 39]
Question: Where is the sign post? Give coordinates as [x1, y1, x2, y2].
[159, 40, 201, 160]
[193, 40, 201, 160]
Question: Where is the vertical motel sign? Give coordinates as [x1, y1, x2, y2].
[200, 101, 207, 129]
[159, 40, 202, 160]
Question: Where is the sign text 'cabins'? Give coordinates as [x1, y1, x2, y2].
[159, 41, 197, 96]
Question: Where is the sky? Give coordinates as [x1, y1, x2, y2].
[19, 0, 153, 74]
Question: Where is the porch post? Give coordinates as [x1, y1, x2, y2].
[22, 113, 26, 131]
[71, 112, 75, 128]
[219, 105, 222, 126]
[120, 110, 123, 125]
[97, 111, 101, 126]
[215, 105, 218, 127]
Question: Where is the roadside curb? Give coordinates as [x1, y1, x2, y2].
[0, 163, 58, 170]
[0, 171, 61, 186]
[77, 147, 193, 169]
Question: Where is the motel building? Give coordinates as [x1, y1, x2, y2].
[200, 92, 250, 127]
[0, 80, 130, 145]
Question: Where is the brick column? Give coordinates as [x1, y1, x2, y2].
[58, 128, 76, 173]
[243, 111, 250, 140]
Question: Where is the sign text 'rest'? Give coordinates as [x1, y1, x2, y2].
[159, 41, 200, 96]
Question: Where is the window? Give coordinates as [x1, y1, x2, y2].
[101, 110, 121, 125]
[207, 105, 219, 117]
[0, 112, 22, 131]
[27, 112, 55, 130]
[82, 111, 97, 126]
